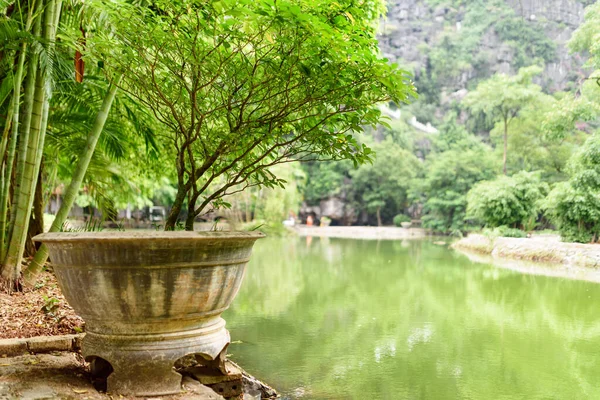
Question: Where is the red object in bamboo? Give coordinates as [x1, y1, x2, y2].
[75, 28, 86, 83]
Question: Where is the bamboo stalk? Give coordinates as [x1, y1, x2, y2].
[0, 100, 14, 164]
[0, 1, 40, 260]
[8, 34, 39, 247]
[25, 77, 121, 282]
[2, 0, 58, 286]
[5, 2, 42, 254]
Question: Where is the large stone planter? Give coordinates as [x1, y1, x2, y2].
[34, 231, 264, 396]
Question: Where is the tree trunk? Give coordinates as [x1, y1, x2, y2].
[503, 116, 508, 175]
[24, 79, 121, 283]
[244, 191, 251, 223]
[3, 62, 49, 285]
[165, 185, 187, 230]
[185, 202, 196, 231]
[0, 101, 14, 165]
[1, 1, 38, 251]
[376, 206, 382, 227]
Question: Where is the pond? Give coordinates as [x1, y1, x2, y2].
[224, 237, 600, 399]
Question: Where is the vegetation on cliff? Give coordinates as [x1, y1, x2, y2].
[301, 0, 600, 242]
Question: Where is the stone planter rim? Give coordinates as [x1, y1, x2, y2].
[33, 230, 266, 243]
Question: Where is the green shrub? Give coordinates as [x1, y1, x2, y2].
[467, 171, 549, 229]
[543, 182, 600, 243]
[393, 214, 411, 227]
[484, 226, 527, 238]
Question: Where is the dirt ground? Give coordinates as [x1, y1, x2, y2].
[0, 268, 83, 339]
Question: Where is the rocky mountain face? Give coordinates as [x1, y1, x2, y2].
[378, 0, 594, 94]
[301, 0, 597, 226]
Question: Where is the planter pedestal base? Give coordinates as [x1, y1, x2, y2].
[84, 318, 231, 396]
[34, 231, 265, 396]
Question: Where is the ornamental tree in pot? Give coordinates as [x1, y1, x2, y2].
[36, 0, 414, 395]
[93, 0, 415, 231]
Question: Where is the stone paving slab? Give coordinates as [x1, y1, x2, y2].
[0, 334, 83, 357]
[0, 334, 275, 399]
[0, 353, 224, 400]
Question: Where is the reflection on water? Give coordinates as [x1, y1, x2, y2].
[223, 238, 600, 399]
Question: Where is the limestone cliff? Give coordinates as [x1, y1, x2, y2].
[378, 0, 594, 93]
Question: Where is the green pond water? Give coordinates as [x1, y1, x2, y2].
[223, 237, 600, 399]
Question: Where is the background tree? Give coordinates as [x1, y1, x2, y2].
[223, 163, 305, 234]
[463, 66, 544, 175]
[539, 5, 600, 244]
[302, 160, 354, 208]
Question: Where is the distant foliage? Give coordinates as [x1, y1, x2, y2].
[302, 161, 353, 205]
[542, 94, 600, 140]
[303, 131, 421, 226]
[494, 17, 557, 67]
[284, 0, 600, 233]
[350, 139, 421, 225]
[410, 122, 497, 233]
[467, 171, 549, 229]
[544, 135, 600, 243]
[570, 2, 600, 70]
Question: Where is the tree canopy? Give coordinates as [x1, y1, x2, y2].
[94, 0, 415, 229]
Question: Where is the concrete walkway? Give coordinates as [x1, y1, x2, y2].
[293, 225, 428, 240]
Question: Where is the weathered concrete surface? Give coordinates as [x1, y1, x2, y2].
[27, 335, 78, 353]
[294, 225, 428, 240]
[458, 247, 600, 283]
[0, 340, 27, 358]
[33, 231, 264, 396]
[453, 234, 600, 268]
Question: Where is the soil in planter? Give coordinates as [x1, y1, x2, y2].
[0, 266, 84, 339]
